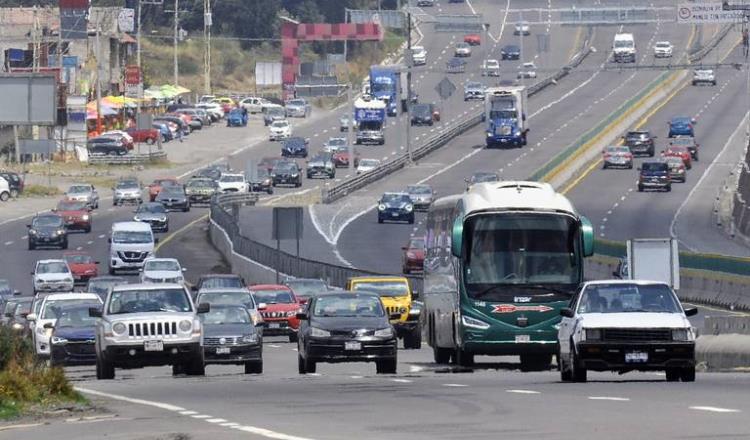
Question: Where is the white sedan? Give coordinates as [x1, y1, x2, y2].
[140, 258, 186, 284]
[514, 21, 530, 35]
[356, 158, 381, 174]
[558, 280, 697, 383]
[517, 62, 537, 79]
[653, 41, 673, 58]
[454, 42, 472, 57]
[269, 120, 292, 141]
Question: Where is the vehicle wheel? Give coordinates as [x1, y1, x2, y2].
[304, 356, 316, 374]
[680, 366, 696, 382]
[571, 350, 587, 383]
[96, 356, 115, 380]
[61, 240, 68, 250]
[267, 188, 273, 195]
[108, 267, 116, 275]
[408, 216, 415, 225]
[244, 361, 263, 374]
[85, 225, 92, 233]
[638, 185, 644, 192]
[628, 163, 633, 169]
[295, 181, 302, 188]
[433, 346, 452, 364]
[298, 354, 306, 374]
[692, 81, 696, 86]
[666, 368, 681, 382]
[378, 217, 383, 224]
[520, 353, 552, 372]
[183, 206, 190, 212]
[403, 328, 421, 349]
[9, 188, 18, 198]
[559, 351, 573, 382]
[376, 357, 397, 374]
[172, 363, 185, 376]
[28, 241, 34, 250]
[289, 332, 298, 343]
[146, 137, 155, 145]
[602, 163, 608, 170]
[186, 356, 205, 376]
[665, 185, 672, 192]
[694, 153, 699, 161]
[403, 267, 410, 275]
[454, 347, 474, 367]
[649, 148, 655, 157]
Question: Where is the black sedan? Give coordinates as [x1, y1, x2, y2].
[28, 213, 68, 250]
[49, 305, 98, 367]
[377, 192, 415, 224]
[155, 186, 190, 212]
[297, 292, 398, 374]
[271, 161, 303, 187]
[281, 137, 309, 158]
[501, 44, 521, 60]
[201, 304, 263, 374]
[133, 202, 169, 232]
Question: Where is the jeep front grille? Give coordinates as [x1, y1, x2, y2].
[128, 321, 178, 337]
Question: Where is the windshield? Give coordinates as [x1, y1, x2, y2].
[382, 194, 410, 204]
[360, 121, 382, 131]
[472, 173, 498, 183]
[88, 279, 125, 297]
[275, 164, 297, 172]
[33, 216, 63, 228]
[606, 147, 630, 154]
[327, 138, 346, 147]
[577, 283, 682, 314]
[408, 238, 426, 249]
[271, 121, 288, 128]
[108, 288, 192, 314]
[138, 204, 166, 214]
[359, 159, 379, 167]
[112, 230, 153, 244]
[642, 162, 668, 172]
[351, 281, 409, 297]
[203, 306, 251, 325]
[187, 179, 214, 188]
[64, 254, 93, 264]
[463, 213, 581, 300]
[144, 260, 180, 272]
[251, 289, 295, 304]
[56, 307, 98, 327]
[15, 300, 32, 315]
[371, 82, 393, 94]
[37, 262, 69, 274]
[116, 182, 139, 190]
[200, 277, 243, 289]
[197, 292, 254, 308]
[656, 42, 670, 48]
[626, 133, 648, 140]
[68, 185, 91, 194]
[412, 105, 430, 116]
[408, 185, 432, 195]
[159, 188, 184, 197]
[615, 40, 634, 48]
[286, 280, 327, 297]
[288, 100, 305, 106]
[42, 299, 100, 319]
[313, 296, 384, 318]
[57, 201, 87, 211]
[220, 175, 244, 182]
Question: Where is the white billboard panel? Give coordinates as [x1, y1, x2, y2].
[0, 75, 57, 125]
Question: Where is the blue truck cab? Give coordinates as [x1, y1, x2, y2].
[484, 86, 528, 148]
[369, 65, 406, 117]
[668, 116, 695, 137]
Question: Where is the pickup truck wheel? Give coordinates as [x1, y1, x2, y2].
[376, 357, 397, 374]
[571, 350, 587, 382]
[96, 357, 115, 380]
[298, 354, 306, 374]
[559, 351, 573, 382]
[244, 361, 263, 374]
[680, 366, 696, 382]
[172, 363, 185, 376]
[304, 356, 316, 374]
[666, 368, 681, 382]
[289, 332, 298, 343]
[187, 357, 205, 376]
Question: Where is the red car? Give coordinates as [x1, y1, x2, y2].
[402, 237, 426, 274]
[464, 34, 481, 46]
[662, 145, 692, 169]
[54, 200, 92, 233]
[332, 146, 361, 168]
[63, 251, 99, 283]
[148, 177, 180, 201]
[249, 284, 301, 342]
[126, 127, 160, 145]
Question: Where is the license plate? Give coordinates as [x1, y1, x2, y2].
[216, 347, 230, 355]
[392, 213, 399, 217]
[625, 352, 648, 363]
[269, 323, 280, 329]
[144, 340, 163, 352]
[515, 335, 530, 343]
[344, 341, 362, 351]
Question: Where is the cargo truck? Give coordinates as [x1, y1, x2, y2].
[484, 86, 528, 148]
[354, 95, 386, 145]
[369, 65, 407, 116]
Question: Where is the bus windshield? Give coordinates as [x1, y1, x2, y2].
[462, 213, 580, 301]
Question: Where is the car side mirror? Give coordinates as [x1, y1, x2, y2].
[197, 303, 210, 314]
[43, 322, 54, 329]
[182, 268, 187, 272]
[26, 224, 31, 228]
[191, 285, 198, 292]
[401, 246, 407, 250]
[30, 271, 35, 275]
[684, 307, 698, 317]
[612, 271, 621, 279]
[107, 238, 112, 243]
[154, 238, 160, 244]
[51, 208, 57, 212]
[4, 312, 12, 318]
[95, 261, 101, 265]
[652, 135, 658, 139]
[26, 313, 37, 321]
[389, 313, 402, 321]
[13, 290, 21, 296]
[89, 307, 102, 318]
[412, 290, 420, 300]
[637, 167, 642, 171]
[560, 308, 575, 318]
[258, 302, 268, 311]
[296, 312, 308, 320]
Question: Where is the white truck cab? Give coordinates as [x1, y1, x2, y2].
[109, 222, 157, 275]
[613, 33, 636, 63]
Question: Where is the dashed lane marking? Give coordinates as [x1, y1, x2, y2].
[506, 390, 540, 394]
[689, 406, 740, 413]
[4, 241, 12, 246]
[392, 379, 412, 383]
[191, 414, 212, 419]
[589, 396, 630, 401]
[443, 383, 468, 387]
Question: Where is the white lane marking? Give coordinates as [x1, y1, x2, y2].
[21, 235, 27, 240]
[98, 234, 106, 239]
[589, 396, 630, 401]
[4, 241, 12, 246]
[392, 378, 412, 383]
[220, 422, 240, 427]
[307, 373, 321, 376]
[350, 375, 364, 379]
[268, 344, 281, 348]
[689, 406, 741, 413]
[207, 418, 228, 423]
[87, 240, 94, 245]
[506, 389, 540, 394]
[443, 383, 468, 387]
[76, 387, 316, 439]
[670, 110, 750, 251]
[180, 410, 198, 415]
[410, 365, 425, 373]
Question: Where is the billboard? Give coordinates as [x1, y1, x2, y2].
[0, 74, 57, 125]
[255, 62, 282, 86]
[677, 2, 745, 23]
[60, 0, 90, 40]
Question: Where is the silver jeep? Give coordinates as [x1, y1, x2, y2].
[90, 283, 209, 379]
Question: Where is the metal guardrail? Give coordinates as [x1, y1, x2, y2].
[320, 27, 594, 204]
[88, 150, 167, 165]
[209, 196, 424, 292]
[434, 14, 484, 33]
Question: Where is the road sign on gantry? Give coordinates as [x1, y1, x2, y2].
[677, 2, 745, 23]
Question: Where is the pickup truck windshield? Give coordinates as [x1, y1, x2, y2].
[108, 288, 192, 314]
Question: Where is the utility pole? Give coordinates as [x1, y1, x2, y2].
[405, 11, 413, 164]
[203, 0, 212, 94]
[173, 0, 180, 85]
[345, 10, 355, 176]
[95, 26, 103, 134]
[32, 6, 40, 72]
[136, 0, 143, 119]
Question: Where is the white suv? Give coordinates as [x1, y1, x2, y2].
[217, 173, 248, 193]
[27, 292, 101, 358]
[141, 258, 186, 284]
[91, 283, 209, 379]
[692, 69, 716, 86]
[0, 176, 10, 201]
[269, 120, 292, 141]
[32, 259, 75, 294]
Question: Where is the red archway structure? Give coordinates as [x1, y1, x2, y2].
[281, 17, 383, 99]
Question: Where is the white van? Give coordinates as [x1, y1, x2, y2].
[613, 33, 636, 63]
[109, 221, 157, 274]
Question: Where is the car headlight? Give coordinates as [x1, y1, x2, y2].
[57, 229, 66, 235]
[51, 336, 68, 345]
[178, 320, 192, 332]
[286, 311, 296, 318]
[11, 323, 23, 331]
[378, 204, 386, 211]
[374, 327, 394, 338]
[310, 327, 331, 337]
[405, 204, 414, 212]
[133, 215, 141, 221]
[291, 173, 299, 177]
[28, 229, 37, 235]
[461, 315, 490, 330]
[584, 328, 602, 341]
[242, 334, 259, 343]
[64, 278, 73, 283]
[112, 322, 127, 335]
[82, 214, 90, 221]
[672, 328, 691, 341]
[486, 132, 492, 137]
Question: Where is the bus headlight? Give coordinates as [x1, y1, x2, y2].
[461, 315, 490, 330]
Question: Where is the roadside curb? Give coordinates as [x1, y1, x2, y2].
[696, 334, 750, 371]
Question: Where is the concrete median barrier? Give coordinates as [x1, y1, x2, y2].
[697, 316, 750, 371]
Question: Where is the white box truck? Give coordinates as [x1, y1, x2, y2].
[626, 238, 680, 289]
